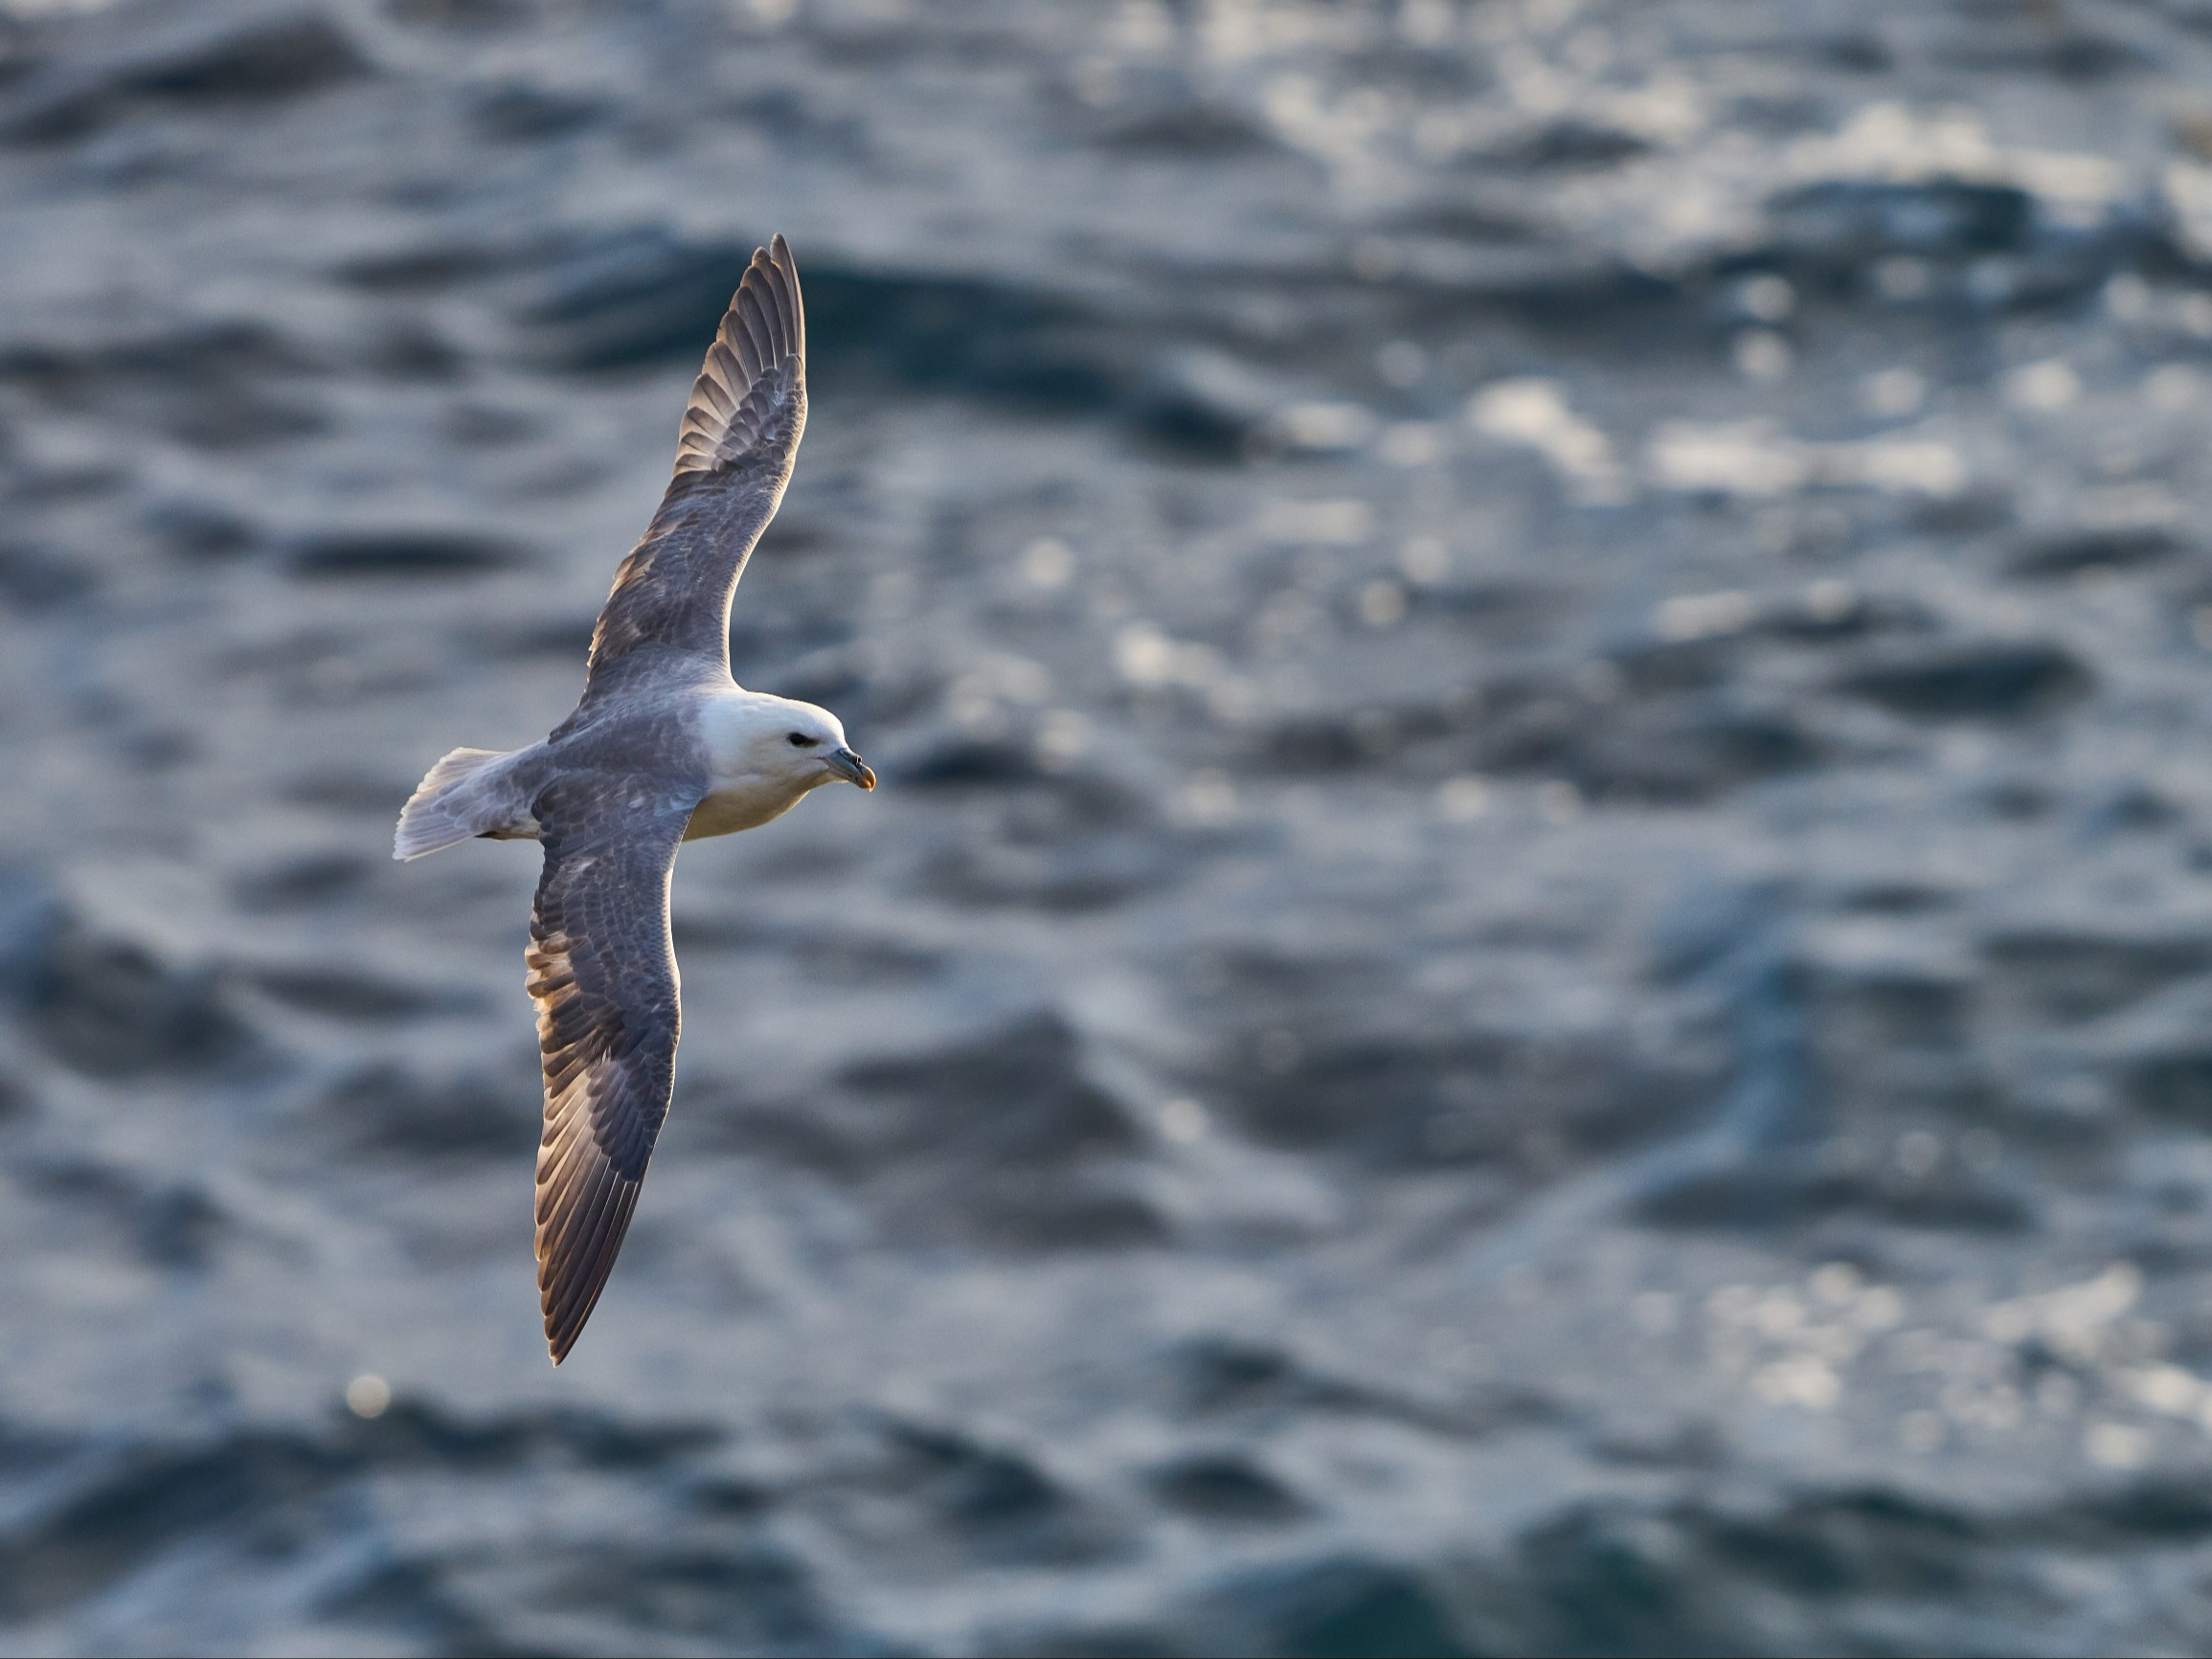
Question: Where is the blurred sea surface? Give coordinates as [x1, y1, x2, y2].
[11, 0, 2212, 1652]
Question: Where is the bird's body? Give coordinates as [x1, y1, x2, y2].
[402, 682, 859, 849]
[394, 236, 870, 1363]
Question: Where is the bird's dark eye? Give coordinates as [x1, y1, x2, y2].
[787, 732, 818, 748]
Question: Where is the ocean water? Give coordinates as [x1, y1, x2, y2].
[8, 1, 2212, 1652]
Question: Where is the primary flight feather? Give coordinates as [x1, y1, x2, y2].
[394, 236, 873, 1363]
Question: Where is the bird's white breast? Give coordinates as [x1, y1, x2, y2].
[696, 686, 776, 779]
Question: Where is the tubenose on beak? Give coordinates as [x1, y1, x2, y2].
[826, 747, 876, 790]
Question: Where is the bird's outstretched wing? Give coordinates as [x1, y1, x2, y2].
[525, 776, 697, 1363]
[585, 234, 806, 689]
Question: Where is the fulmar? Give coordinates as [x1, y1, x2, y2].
[393, 236, 872, 1363]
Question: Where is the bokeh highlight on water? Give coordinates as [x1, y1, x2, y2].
[9, 0, 2212, 1652]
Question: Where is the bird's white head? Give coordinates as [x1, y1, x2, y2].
[709, 692, 874, 796]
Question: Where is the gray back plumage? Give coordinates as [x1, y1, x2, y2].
[583, 235, 806, 691]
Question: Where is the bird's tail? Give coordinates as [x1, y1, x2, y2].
[394, 747, 519, 860]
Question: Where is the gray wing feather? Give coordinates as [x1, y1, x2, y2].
[525, 777, 696, 1363]
[585, 235, 806, 688]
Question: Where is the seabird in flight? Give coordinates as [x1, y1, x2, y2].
[394, 236, 872, 1363]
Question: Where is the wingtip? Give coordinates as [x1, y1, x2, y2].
[665, 230, 805, 483]
[746, 235, 795, 284]
[762, 235, 799, 302]
[545, 1304, 580, 1364]
[773, 234, 801, 355]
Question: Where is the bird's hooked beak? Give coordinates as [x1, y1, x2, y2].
[825, 747, 876, 791]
